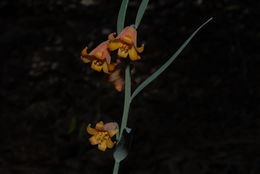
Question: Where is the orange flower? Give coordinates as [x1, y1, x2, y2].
[108, 69, 124, 92]
[81, 41, 115, 73]
[108, 26, 144, 61]
[87, 121, 118, 151]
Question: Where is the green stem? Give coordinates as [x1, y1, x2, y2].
[112, 161, 120, 174]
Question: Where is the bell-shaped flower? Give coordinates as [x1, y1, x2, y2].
[81, 41, 115, 73]
[108, 26, 144, 61]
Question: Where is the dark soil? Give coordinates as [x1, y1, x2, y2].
[0, 0, 260, 173]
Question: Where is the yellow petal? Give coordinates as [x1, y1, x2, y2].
[91, 60, 103, 72]
[118, 48, 128, 58]
[106, 138, 115, 149]
[108, 129, 119, 137]
[89, 135, 99, 145]
[129, 46, 140, 61]
[86, 124, 97, 135]
[98, 140, 107, 151]
[81, 56, 91, 63]
[95, 121, 104, 130]
[102, 62, 109, 74]
[108, 41, 122, 51]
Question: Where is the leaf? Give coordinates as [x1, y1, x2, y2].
[113, 128, 132, 162]
[135, 0, 150, 28]
[117, 0, 129, 34]
[119, 65, 131, 138]
[131, 18, 213, 101]
[67, 117, 77, 134]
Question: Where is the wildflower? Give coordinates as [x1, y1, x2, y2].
[81, 41, 115, 73]
[108, 69, 124, 92]
[87, 121, 118, 151]
[108, 26, 144, 61]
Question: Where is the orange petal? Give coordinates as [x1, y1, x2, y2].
[136, 44, 144, 53]
[108, 129, 119, 137]
[89, 135, 99, 145]
[117, 26, 137, 46]
[108, 32, 116, 41]
[98, 140, 107, 151]
[89, 41, 109, 60]
[86, 124, 97, 135]
[95, 121, 104, 130]
[106, 138, 115, 149]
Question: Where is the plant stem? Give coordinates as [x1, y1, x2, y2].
[112, 65, 131, 174]
[112, 161, 120, 174]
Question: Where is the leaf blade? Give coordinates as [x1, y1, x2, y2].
[117, 0, 129, 33]
[135, 0, 150, 28]
[131, 18, 213, 101]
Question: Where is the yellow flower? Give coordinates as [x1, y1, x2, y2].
[81, 41, 115, 73]
[87, 121, 118, 151]
[108, 26, 144, 61]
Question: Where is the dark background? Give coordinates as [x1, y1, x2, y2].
[1, 0, 259, 173]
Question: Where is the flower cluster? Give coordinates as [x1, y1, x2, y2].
[81, 26, 144, 91]
[87, 121, 118, 151]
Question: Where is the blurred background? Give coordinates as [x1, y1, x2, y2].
[0, 0, 259, 173]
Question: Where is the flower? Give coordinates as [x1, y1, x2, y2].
[108, 26, 144, 61]
[87, 121, 118, 151]
[108, 69, 124, 92]
[81, 41, 115, 73]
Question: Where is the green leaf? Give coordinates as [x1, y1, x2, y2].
[113, 128, 131, 162]
[67, 117, 77, 134]
[119, 65, 131, 138]
[131, 18, 213, 101]
[117, 0, 129, 34]
[135, 0, 149, 28]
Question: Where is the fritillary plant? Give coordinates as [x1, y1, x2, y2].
[81, 0, 212, 173]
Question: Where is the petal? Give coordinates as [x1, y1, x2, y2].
[108, 63, 116, 72]
[103, 122, 118, 131]
[117, 26, 137, 46]
[106, 138, 115, 149]
[102, 62, 109, 74]
[108, 129, 119, 137]
[129, 46, 140, 61]
[136, 44, 144, 53]
[98, 140, 107, 151]
[81, 56, 91, 63]
[81, 47, 88, 57]
[91, 61, 102, 72]
[108, 41, 122, 51]
[89, 135, 99, 145]
[95, 121, 104, 130]
[86, 124, 97, 135]
[108, 32, 116, 41]
[93, 51, 103, 60]
[121, 35, 133, 45]
[118, 48, 128, 58]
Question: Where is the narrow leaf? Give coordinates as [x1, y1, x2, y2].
[135, 0, 150, 28]
[131, 18, 213, 101]
[117, 0, 129, 34]
[119, 65, 131, 138]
